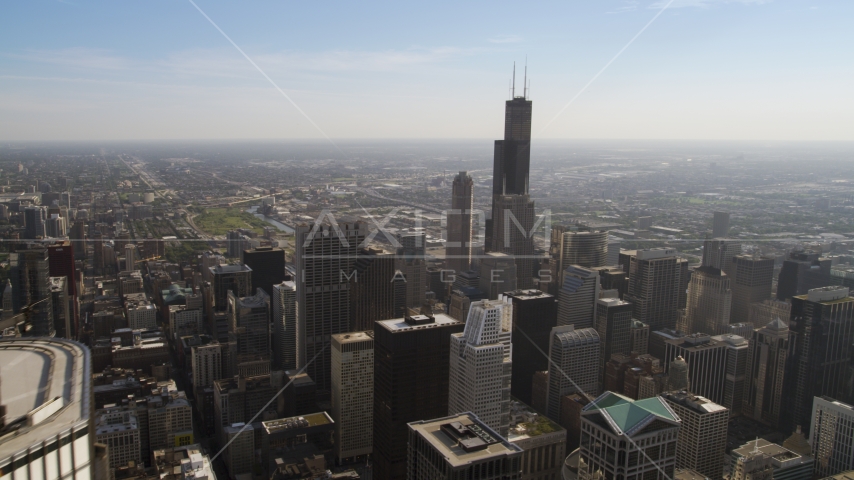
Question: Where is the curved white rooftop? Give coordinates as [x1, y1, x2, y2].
[0, 338, 91, 459]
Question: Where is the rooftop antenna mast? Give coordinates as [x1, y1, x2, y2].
[512, 62, 516, 98]
[523, 56, 528, 99]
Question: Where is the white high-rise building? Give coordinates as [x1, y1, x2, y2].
[556, 265, 599, 329]
[546, 325, 600, 422]
[272, 281, 297, 370]
[192, 342, 222, 389]
[331, 331, 374, 461]
[448, 296, 513, 437]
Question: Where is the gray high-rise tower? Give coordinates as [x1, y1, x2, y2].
[295, 220, 366, 398]
[713, 211, 730, 238]
[446, 171, 473, 275]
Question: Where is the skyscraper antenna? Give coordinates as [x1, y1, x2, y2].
[523, 56, 528, 99]
[512, 62, 516, 98]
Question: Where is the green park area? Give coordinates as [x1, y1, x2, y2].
[193, 207, 272, 236]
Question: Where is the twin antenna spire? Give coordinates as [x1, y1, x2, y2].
[509, 57, 530, 100]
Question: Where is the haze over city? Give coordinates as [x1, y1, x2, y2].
[3, 0, 853, 141]
[2, 2, 854, 480]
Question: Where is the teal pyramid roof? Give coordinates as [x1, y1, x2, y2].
[584, 391, 678, 435]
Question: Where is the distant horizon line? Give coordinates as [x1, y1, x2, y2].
[3, 138, 854, 145]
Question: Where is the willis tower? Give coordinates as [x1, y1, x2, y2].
[490, 64, 536, 288]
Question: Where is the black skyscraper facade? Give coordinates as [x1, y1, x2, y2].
[777, 250, 832, 301]
[506, 289, 558, 405]
[10, 246, 54, 336]
[372, 313, 463, 480]
[492, 97, 532, 198]
[242, 246, 285, 302]
[783, 287, 854, 432]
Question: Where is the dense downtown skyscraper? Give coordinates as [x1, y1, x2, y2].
[506, 289, 557, 405]
[490, 73, 536, 289]
[625, 248, 684, 331]
[744, 317, 789, 428]
[448, 297, 513, 436]
[331, 330, 374, 462]
[701, 238, 741, 277]
[373, 313, 463, 480]
[10, 245, 54, 336]
[555, 227, 609, 278]
[272, 280, 297, 370]
[349, 247, 405, 331]
[730, 254, 775, 324]
[446, 170, 473, 275]
[556, 265, 599, 329]
[578, 392, 680, 480]
[241, 246, 286, 302]
[546, 325, 600, 421]
[595, 297, 633, 389]
[295, 219, 366, 398]
[683, 266, 732, 335]
[662, 391, 729, 480]
[783, 286, 854, 432]
[713, 211, 730, 238]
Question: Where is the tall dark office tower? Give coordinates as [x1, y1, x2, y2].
[47, 239, 77, 297]
[683, 266, 731, 335]
[744, 318, 788, 428]
[209, 264, 252, 312]
[10, 246, 54, 336]
[783, 286, 854, 432]
[295, 220, 365, 398]
[595, 297, 633, 389]
[664, 334, 728, 405]
[491, 77, 537, 289]
[591, 266, 630, 299]
[713, 211, 730, 238]
[23, 206, 47, 239]
[349, 247, 405, 332]
[225, 230, 242, 258]
[506, 289, 557, 405]
[777, 250, 832, 301]
[701, 238, 741, 277]
[372, 313, 463, 480]
[70, 219, 86, 260]
[492, 193, 536, 288]
[446, 171, 473, 275]
[396, 231, 427, 310]
[625, 248, 684, 331]
[241, 246, 285, 303]
[492, 89, 532, 198]
[730, 254, 775, 324]
[228, 288, 271, 374]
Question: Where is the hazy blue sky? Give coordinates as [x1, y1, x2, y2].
[1, 0, 851, 141]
